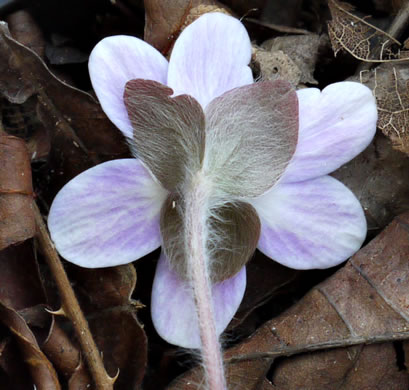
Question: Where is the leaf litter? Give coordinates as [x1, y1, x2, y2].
[1, 1, 409, 389]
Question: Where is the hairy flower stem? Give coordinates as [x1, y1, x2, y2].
[184, 174, 227, 390]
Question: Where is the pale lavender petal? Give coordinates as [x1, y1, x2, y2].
[48, 159, 168, 268]
[250, 176, 366, 270]
[89, 36, 168, 138]
[151, 252, 246, 348]
[282, 82, 377, 183]
[167, 12, 253, 108]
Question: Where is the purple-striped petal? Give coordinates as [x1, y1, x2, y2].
[48, 159, 167, 268]
[167, 12, 253, 108]
[89, 36, 168, 138]
[251, 176, 366, 270]
[282, 82, 377, 183]
[151, 252, 246, 348]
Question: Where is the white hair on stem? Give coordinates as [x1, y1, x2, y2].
[183, 170, 228, 390]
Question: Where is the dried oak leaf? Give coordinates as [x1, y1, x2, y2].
[169, 212, 409, 389]
[144, 0, 231, 54]
[327, 0, 408, 62]
[0, 135, 34, 250]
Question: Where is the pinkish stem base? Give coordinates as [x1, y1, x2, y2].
[184, 173, 227, 390]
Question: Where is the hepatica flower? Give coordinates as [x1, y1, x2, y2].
[48, 13, 377, 351]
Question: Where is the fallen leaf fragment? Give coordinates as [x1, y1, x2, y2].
[332, 134, 409, 231]
[327, 0, 408, 62]
[360, 63, 409, 154]
[67, 264, 148, 388]
[253, 46, 301, 86]
[144, 0, 231, 54]
[42, 317, 91, 387]
[0, 243, 45, 311]
[261, 34, 326, 85]
[0, 135, 34, 250]
[0, 302, 61, 389]
[0, 337, 34, 389]
[229, 253, 299, 330]
[271, 343, 409, 389]
[169, 212, 409, 389]
[0, 21, 128, 198]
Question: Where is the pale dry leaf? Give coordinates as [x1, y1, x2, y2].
[262, 34, 327, 85]
[252, 46, 301, 86]
[373, 64, 409, 153]
[328, 0, 409, 62]
[360, 63, 409, 155]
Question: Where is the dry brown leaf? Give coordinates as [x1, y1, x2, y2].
[261, 379, 274, 390]
[1, 97, 50, 161]
[42, 318, 91, 387]
[0, 135, 35, 250]
[0, 302, 61, 389]
[0, 243, 45, 311]
[0, 338, 34, 389]
[359, 63, 409, 154]
[328, 0, 408, 62]
[144, 0, 231, 54]
[168, 212, 409, 389]
[0, 21, 128, 199]
[67, 264, 147, 388]
[6, 10, 46, 58]
[271, 343, 409, 389]
[229, 253, 299, 330]
[262, 34, 326, 85]
[332, 133, 409, 231]
[253, 46, 301, 86]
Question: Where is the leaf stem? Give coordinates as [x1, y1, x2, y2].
[184, 174, 227, 390]
[33, 201, 116, 390]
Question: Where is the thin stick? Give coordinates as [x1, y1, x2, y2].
[33, 202, 116, 390]
[185, 174, 227, 390]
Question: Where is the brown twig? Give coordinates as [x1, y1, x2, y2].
[33, 201, 116, 390]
